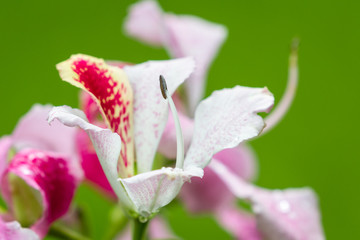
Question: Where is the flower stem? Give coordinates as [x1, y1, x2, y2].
[49, 222, 91, 240]
[132, 219, 149, 240]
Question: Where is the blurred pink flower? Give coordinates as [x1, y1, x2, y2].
[0, 105, 81, 238]
[0, 218, 39, 240]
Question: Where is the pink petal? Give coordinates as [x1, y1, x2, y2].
[11, 104, 82, 180]
[181, 144, 257, 213]
[209, 159, 325, 240]
[57, 54, 135, 178]
[123, 57, 195, 173]
[252, 188, 325, 240]
[181, 166, 234, 213]
[79, 91, 102, 124]
[184, 86, 274, 172]
[164, 14, 228, 113]
[48, 106, 134, 211]
[119, 167, 198, 218]
[2, 149, 77, 238]
[125, 0, 228, 113]
[76, 130, 116, 198]
[158, 110, 194, 159]
[214, 144, 258, 182]
[148, 217, 176, 239]
[78, 92, 115, 198]
[124, 0, 165, 46]
[215, 207, 261, 240]
[0, 219, 39, 240]
[0, 137, 13, 178]
[263, 44, 298, 134]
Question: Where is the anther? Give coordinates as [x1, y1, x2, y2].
[159, 75, 168, 99]
[159, 75, 185, 169]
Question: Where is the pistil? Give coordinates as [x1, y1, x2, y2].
[159, 75, 185, 169]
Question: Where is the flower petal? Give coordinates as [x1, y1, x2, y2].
[164, 14, 228, 113]
[10, 104, 82, 180]
[3, 149, 77, 238]
[124, 57, 195, 173]
[125, 0, 228, 113]
[181, 144, 257, 213]
[184, 86, 274, 172]
[57, 54, 135, 178]
[124, 0, 165, 46]
[79, 91, 103, 124]
[209, 159, 325, 240]
[0, 136, 13, 178]
[215, 207, 261, 240]
[76, 130, 116, 198]
[253, 188, 325, 240]
[119, 167, 196, 218]
[0, 219, 39, 240]
[48, 106, 134, 211]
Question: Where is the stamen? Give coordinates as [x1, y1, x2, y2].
[159, 75, 168, 99]
[159, 75, 185, 169]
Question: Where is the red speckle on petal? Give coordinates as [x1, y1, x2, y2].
[57, 55, 135, 177]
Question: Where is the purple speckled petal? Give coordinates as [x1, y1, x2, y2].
[124, 57, 195, 173]
[48, 106, 134, 211]
[215, 207, 261, 240]
[3, 149, 77, 238]
[181, 144, 257, 213]
[209, 159, 325, 240]
[184, 86, 274, 172]
[0, 219, 39, 240]
[125, 0, 227, 113]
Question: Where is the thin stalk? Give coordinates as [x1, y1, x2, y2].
[132, 219, 149, 240]
[49, 223, 91, 240]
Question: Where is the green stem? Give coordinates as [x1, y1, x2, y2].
[132, 219, 149, 240]
[49, 223, 91, 240]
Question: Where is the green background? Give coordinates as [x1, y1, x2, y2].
[1, 0, 359, 239]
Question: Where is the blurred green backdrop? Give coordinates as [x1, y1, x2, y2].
[1, 0, 359, 239]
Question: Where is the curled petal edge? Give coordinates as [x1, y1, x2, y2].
[47, 106, 134, 211]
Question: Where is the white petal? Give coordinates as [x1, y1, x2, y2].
[124, 57, 195, 173]
[184, 86, 274, 171]
[48, 106, 134, 211]
[120, 167, 200, 218]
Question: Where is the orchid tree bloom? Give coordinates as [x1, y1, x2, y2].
[124, 0, 228, 115]
[0, 105, 82, 238]
[124, 2, 324, 237]
[48, 53, 274, 235]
